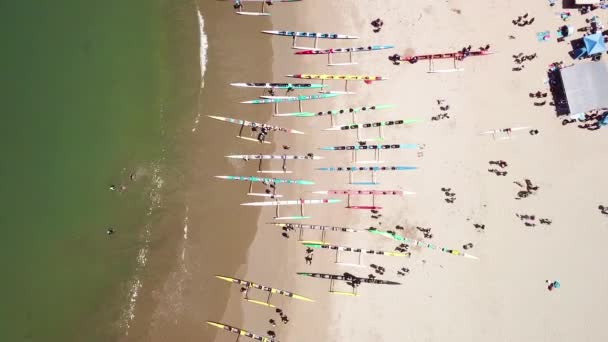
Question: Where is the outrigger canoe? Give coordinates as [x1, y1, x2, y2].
[319, 144, 419, 151]
[241, 199, 341, 206]
[268, 222, 361, 233]
[286, 74, 387, 81]
[313, 190, 404, 196]
[226, 154, 323, 160]
[207, 115, 304, 134]
[215, 275, 314, 302]
[215, 175, 314, 185]
[317, 166, 417, 171]
[206, 321, 278, 342]
[296, 45, 394, 55]
[399, 49, 493, 62]
[241, 93, 339, 104]
[367, 228, 479, 260]
[230, 82, 326, 89]
[324, 119, 420, 131]
[274, 104, 393, 117]
[303, 242, 407, 257]
[297, 272, 401, 285]
[262, 30, 359, 39]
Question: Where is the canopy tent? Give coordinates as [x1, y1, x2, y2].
[584, 33, 607, 55]
[559, 61, 608, 114]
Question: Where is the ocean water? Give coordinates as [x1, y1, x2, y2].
[0, 1, 195, 340]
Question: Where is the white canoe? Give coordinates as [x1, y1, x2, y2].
[241, 199, 341, 206]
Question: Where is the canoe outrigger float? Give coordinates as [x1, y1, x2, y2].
[367, 227, 480, 260]
[316, 165, 418, 185]
[324, 118, 420, 141]
[241, 198, 341, 220]
[480, 126, 530, 140]
[207, 115, 304, 144]
[295, 45, 395, 66]
[241, 93, 340, 116]
[215, 175, 313, 198]
[297, 272, 400, 296]
[319, 143, 419, 163]
[206, 321, 277, 342]
[269, 222, 362, 243]
[390, 49, 493, 73]
[229, 0, 301, 17]
[225, 154, 322, 174]
[303, 242, 408, 267]
[262, 30, 359, 50]
[215, 275, 314, 307]
[312, 189, 413, 210]
[286, 74, 388, 94]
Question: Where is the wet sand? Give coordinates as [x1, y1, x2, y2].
[122, 1, 276, 341]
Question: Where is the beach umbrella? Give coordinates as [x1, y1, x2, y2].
[553, 281, 561, 289]
[583, 33, 606, 55]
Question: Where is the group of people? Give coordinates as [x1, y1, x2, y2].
[512, 52, 537, 72]
[416, 226, 433, 239]
[265, 308, 290, 338]
[432, 100, 451, 121]
[514, 178, 539, 200]
[370, 264, 386, 276]
[488, 160, 508, 176]
[441, 187, 456, 204]
[512, 13, 535, 26]
[394, 243, 409, 253]
[516, 214, 552, 227]
[371, 18, 384, 33]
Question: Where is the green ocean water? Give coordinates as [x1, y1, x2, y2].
[0, 1, 183, 340]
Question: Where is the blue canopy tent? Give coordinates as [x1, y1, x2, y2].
[584, 33, 606, 55]
[572, 33, 606, 59]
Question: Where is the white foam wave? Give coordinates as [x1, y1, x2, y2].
[120, 163, 164, 335]
[197, 6, 208, 88]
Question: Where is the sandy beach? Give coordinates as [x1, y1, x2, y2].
[214, 1, 608, 341]
[125, 1, 608, 341]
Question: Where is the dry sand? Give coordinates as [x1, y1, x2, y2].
[214, 1, 608, 341]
